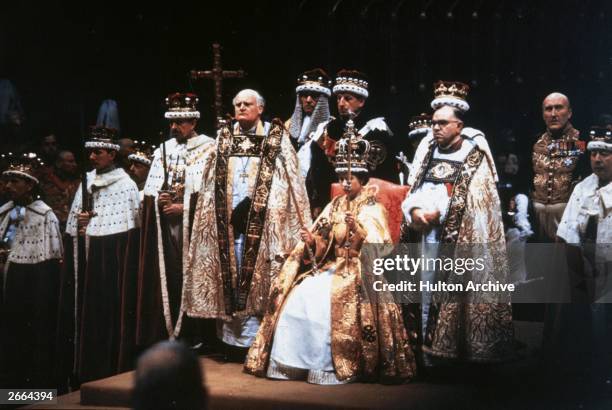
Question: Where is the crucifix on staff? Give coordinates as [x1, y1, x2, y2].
[190, 43, 246, 127]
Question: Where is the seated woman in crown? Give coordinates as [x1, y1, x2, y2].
[244, 135, 416, 384]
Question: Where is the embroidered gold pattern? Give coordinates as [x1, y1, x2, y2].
[214, 122, 235, 314]
[425, 159, 463, 183]
[532, 126, 582, 204]
[440, 147, 485, 243]
[420, 146, 514, 362]
[231, 135, 265, 156]
[213, 121, 284, 313]
[236, 121, 283, 309]
[245, 189, 416, 382]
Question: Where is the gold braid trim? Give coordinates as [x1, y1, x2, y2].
[440, 147, 485, 243]
[236, 120, 284, 310]
[214, 122, 235, 314]
[409, 140, 436, 193]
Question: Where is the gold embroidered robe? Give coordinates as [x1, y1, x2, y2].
[183, 121, 311, 320]
[245, 187, 416, 383]
[418, 146, 515, 362]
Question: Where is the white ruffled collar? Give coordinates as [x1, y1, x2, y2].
[87, 167, 129, 193]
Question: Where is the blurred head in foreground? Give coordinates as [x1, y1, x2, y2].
[133, 341, 207, 410]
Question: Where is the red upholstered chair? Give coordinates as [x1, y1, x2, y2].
[331, 177, 409, 243]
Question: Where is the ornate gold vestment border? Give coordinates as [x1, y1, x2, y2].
[213, 120, 284, 314]
[440, 147, 485, 243]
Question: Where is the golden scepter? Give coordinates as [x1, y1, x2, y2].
[343, 112, 357, 276]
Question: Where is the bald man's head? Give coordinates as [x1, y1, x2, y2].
[542, 92, 572, 134]
[543, 92, 570, 109]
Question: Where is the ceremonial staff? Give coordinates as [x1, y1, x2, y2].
[74, 129, 93, 379]
[80, 136, 92, 229]
[343, 113, 357, 276]
[159, 131, 170, 192]
[279, 152, 318, 273]
[344, 118, 355, 205]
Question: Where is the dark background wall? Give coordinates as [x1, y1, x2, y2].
[0, 0, 610, 154]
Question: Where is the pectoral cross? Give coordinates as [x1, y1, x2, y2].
[190, 43, 246, 127]
[238, 157, 251, 184]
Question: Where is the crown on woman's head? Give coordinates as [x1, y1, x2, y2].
[334, 127, 371, 174]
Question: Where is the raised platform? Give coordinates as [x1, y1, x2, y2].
[27, 356, 510, 410]
[87, 357, 459, 409]
[26, 321, 608, 410]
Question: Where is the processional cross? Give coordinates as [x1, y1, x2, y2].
[190, 43, 246, 127]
